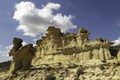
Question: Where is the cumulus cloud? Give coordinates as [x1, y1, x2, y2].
[112, 37, 120, 46]
[13, 1, 76, 37]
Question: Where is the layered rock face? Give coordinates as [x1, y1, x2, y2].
[33, 26, 112, 65]
[9, 38, 36, 74]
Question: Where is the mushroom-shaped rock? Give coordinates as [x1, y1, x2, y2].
[79, 27, 88, 33]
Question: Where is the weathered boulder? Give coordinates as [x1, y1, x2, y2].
[9, 38, 36, 74]
[9, 37, 23, 56]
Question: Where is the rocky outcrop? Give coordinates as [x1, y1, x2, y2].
[33, 26, 112, 65]
[9, 38, 36, 74]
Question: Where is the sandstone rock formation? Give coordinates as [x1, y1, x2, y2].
[9, 38, 36, 74]
[1, 26, 120, 80]
[33, 26, 112, 65]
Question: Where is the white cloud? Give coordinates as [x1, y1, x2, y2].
[0, 45, 12, 62]
[5, 44, 13, 50]
[112, 37, 120, 46]
[22, 41, 27, 46]
[13, 1, 76, 37]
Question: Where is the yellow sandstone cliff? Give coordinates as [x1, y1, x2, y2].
[32, 26, 112, 65]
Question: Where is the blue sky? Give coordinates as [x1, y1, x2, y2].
[0, 0, 120, 62]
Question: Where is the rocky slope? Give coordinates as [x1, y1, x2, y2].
[1, 60, 120, 80]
